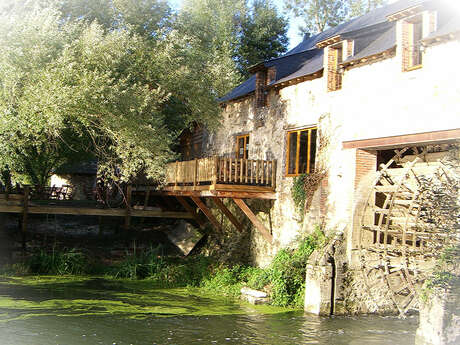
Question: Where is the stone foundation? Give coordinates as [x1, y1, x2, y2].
[416, 281, 460, 345]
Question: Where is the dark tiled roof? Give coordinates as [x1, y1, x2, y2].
[342, 21, 396, 63]
[220, 0, 458, 103]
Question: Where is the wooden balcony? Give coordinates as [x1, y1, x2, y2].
[163, 157, 276, 199]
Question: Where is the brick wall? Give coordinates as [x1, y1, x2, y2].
[354, 149, 377, 190]
[255, 70, 267, 108]
[327, 46, 342, 91]
[267, 67, 276, 84]
[401, 20, 410, 71]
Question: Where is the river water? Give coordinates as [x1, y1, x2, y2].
[0, 277, 418, 345]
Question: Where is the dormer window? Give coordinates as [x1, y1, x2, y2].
[390, 5, 437, 72]
[402, 15, 423, 71]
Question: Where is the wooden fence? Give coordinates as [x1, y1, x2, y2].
[165, 157, 276, 189]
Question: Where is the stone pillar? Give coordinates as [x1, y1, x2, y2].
[304, 261, 333, 315]
[415, 283, 460, 345]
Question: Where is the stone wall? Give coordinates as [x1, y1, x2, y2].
[416, 282, 460, 345]
[207, 35, 460, 319]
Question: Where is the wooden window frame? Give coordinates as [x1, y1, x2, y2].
[236, 134, 250, 159]
[404, 15, 424, 71]
[285, 127, 317, 177]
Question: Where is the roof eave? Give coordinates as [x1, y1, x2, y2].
[341, 46, 396, 67]
[422, 30, 460, 45]
[316, 34, 342, 48]
[386, 3, 425, 21]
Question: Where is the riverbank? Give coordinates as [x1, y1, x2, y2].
[0, 229, 326, 308]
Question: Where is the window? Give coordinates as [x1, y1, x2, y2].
[403, 16, 423, 71]
[286, 127, 317, 176]
[236, 134, 249, 159]
[327, 44, 343, 92]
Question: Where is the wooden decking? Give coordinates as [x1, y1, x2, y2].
[0, 191, 193, 219]
[158, 157, 278, 243]
[163, 157, 277, 198]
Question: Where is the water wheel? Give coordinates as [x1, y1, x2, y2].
[358, 145, 459, 316]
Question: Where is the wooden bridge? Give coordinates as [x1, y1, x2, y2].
[0, 157, 278, 244]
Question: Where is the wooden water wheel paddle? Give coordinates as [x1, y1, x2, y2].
[358, 146, 458, 316]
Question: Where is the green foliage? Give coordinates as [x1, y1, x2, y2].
[27, 248, 89, 275]
[237, 0, 289, 76]
[285, 0, 348, 33]
[178, 0, 289, 86]
[112, 250, 213, 287]
[201, 265, 246, 297]
[285, 0, 386, 34]
[421, 246, 460, 301]
[291, 174, 307, 217]
[264, 229, 324, 307]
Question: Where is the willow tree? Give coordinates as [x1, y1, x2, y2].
[0, 3, 220, 185]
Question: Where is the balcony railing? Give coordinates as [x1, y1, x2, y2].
[164, 157, 276, 192]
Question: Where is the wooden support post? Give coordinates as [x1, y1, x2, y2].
[271, 160, 276, 188]
[190, 196, 223, 232]
[143, 186, 151, 210]
[124, 184, 132, 230]
[174, 161, 178, 188]
[193, 159, 198, 190]
[22, 185, 30, 249]
[213, 157, 219, 187]
[140, 186, 151, 224]
[176, 196, 206, 228]
[232, 198, 272, 243]
[211, 197, 243, 232]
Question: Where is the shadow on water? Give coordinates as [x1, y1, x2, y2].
[0, 276, 418, 345]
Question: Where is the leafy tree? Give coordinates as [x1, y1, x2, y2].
[285, 0, 348, 34]
[0, 4, 208, 185]
[285, 0, 386, 34]
[237, 0, 289, 75]
[178, 0, 289, 91]
[177, 0, 246, 96]
[0, 0, 289, 186]
[348, 0, 386, 18]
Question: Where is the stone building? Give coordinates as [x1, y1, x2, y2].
[166, 0, 460, 320]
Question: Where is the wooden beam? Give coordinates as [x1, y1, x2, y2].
[232, 198, 272, 243]
[22, 186, 29, 249]
[124, 184, 132, 230]
[342, 129, 460, 150]
[190, 197, 222, 232]
[0, 205, 193, 219]
[156, 190, 277, 200]
[176, 196, 206, 228]
[211, 197, 243, 232]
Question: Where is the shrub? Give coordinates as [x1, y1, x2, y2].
[27, 248, 89, 275]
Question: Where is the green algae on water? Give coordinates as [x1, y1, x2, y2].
[0, 276, 292, 322]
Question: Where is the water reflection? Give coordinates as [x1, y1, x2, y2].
[0, 277, 417, 345]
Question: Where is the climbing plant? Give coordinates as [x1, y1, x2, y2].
[290, 128, 329, 218]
